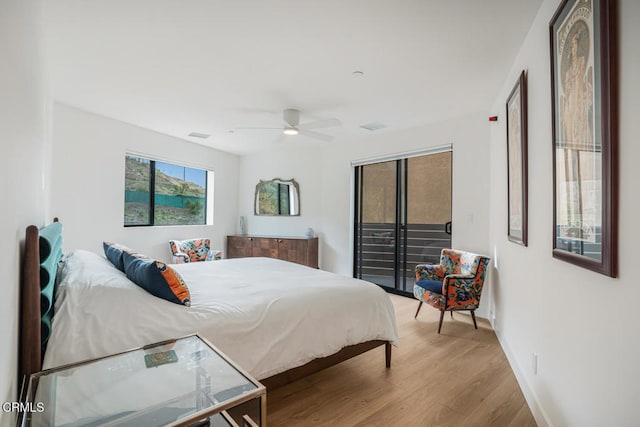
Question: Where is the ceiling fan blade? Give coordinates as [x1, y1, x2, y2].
[234, 127, 282, 130]
[298, 118, 341, 130]
[299, 128, 333, 142]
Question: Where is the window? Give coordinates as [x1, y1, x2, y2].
[124, 155, 212, 226]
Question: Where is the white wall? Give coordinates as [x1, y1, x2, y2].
[0, 0, 49, 423]
[488, 1, 640, 426]
[239, 111, 491, 310]
[50, 104, 240, 262]
[238, 144, 325, 239]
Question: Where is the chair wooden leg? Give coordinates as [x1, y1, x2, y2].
[471, 310, 478, 329]
[414, 301, 423, 318]
[438, 310, 445, 334]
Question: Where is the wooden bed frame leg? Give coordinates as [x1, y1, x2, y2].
[385, 342, 391, 368]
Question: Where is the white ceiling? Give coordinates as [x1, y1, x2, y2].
[45, 0, 542, 156]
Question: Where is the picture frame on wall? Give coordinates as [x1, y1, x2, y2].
[506, 70, 528, 246]
[549, 0, 617, 276]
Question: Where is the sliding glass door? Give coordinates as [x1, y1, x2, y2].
[354, 151, 452, 295]
[354, 160, 399, 289]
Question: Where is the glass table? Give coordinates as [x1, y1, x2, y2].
[21, 334, 266, 427]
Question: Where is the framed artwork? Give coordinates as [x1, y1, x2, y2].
[506, 70, 528, 246]
[550, 0, 617, 276]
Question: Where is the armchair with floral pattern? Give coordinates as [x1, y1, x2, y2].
[414, 248, 491, 333]
[168, 239, 222, 264]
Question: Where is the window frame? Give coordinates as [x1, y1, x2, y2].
[124, 155, 209, 227]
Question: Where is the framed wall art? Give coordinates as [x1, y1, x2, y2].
[506, 70, 528, 246]
[550, 0, 617, 276]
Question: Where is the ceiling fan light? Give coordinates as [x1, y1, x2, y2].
[283, 127, 298, 135]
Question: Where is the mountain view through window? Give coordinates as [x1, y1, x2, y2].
[124, 155, 209, 226]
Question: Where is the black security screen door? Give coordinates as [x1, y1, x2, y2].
[353, 152, 452, 296]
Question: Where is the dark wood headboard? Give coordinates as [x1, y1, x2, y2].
[19, 218, 63, 383]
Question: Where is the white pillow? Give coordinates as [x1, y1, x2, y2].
[56, 250, 140, 301]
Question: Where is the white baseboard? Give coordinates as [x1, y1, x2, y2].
[490, 319, 553, 427]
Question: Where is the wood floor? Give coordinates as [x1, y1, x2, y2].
[268, 294, 536, 426]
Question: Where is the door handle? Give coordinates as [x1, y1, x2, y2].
[445, 222, 452, 235]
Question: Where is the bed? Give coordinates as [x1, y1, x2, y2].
[19, 221, 398, 391]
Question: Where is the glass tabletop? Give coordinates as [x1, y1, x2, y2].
[25, 335, 262, 427]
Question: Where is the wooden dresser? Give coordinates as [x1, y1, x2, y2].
[226, 235, 319, 268]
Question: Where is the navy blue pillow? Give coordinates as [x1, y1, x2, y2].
[103, 241, 127, 272]
[123, 252, 191, 306]
[416, 279, 444, 295]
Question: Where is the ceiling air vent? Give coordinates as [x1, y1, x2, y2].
[360, 122, 386, 131]
[188, 132, 211, 139]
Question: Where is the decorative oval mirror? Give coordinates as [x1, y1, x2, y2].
[255, 178, 300, 216]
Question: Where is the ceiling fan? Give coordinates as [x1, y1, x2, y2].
[236, 108, 340, 142]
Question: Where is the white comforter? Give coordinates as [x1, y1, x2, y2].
[44, 250, 398, 380]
